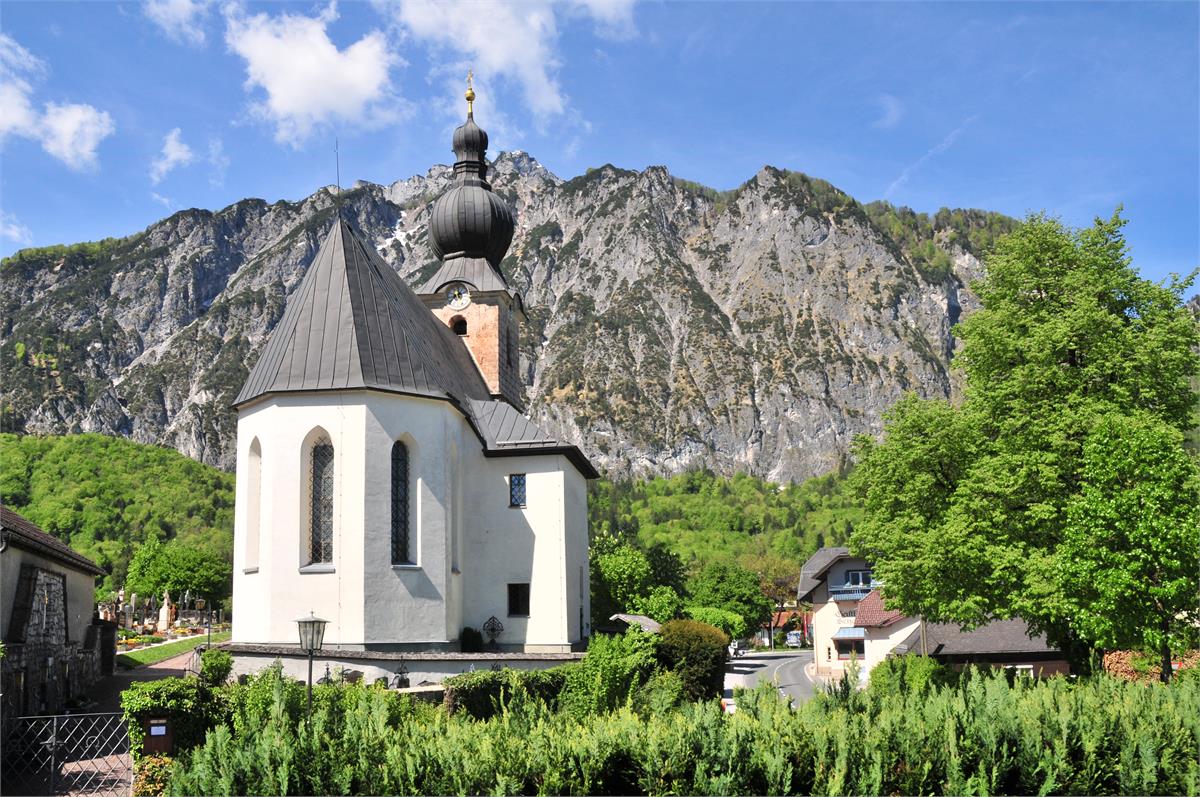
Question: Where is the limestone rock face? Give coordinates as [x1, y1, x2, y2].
[0, 154, 1011, 481]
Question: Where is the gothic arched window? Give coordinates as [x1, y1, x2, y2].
[391, 441, 411, 564]
[246, 438, 261, 571]
[306, 434, 334, 564]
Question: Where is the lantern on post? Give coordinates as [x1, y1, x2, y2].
[296, 612, 328, 719]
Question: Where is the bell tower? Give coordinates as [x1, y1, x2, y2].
[418, 73, 524, 409]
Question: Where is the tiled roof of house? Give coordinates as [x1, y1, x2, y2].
[895, 618, 1059, 658]
[854, 589, 906, 628]
[1, 505, 105, 576]
[797, 547, 849, 602]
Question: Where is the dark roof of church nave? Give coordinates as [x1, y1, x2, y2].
[235, 219, 597, 478]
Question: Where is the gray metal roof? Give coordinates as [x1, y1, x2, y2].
[235, 218, 598, 479]
[235, 219, 491, 407]
[609, 614, 662, 633]
[796, 546, 850, 602]
[419, 255, 512, 295]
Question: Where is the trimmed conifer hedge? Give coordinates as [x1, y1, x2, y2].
[165, 668, 1200, 796]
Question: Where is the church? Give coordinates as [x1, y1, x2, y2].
[228, 83, 595, 681]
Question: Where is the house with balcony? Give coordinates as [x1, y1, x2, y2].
[798, 547, 1068, 680]
[798, 547, 920, 678]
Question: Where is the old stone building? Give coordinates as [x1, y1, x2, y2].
[1, 506, 107, 721]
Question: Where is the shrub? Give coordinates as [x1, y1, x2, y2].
[443, 666, 571, 719]
[121, 677, 225, 760]
[559, 628, 659, 719]
[132, 755, 173, 797]
[867, 655, 955, 698]
[199, 648, 233, 686]
[167, 671, 1200, 796]
[657, 619, 728, 701]
[632, 669, 684, 716]
[460, 626, 483, 653]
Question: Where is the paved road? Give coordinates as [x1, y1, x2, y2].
[724, 649, 819, 705]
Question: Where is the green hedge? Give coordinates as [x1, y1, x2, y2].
[167, 671, 1200, 795]
[442, 666, 570, 719]
[120, 678, 226, 761]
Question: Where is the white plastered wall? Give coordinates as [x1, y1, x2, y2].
[233, 390, 590, 651]
[232, 394, 367, 646]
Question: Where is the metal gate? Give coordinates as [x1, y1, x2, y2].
[1, 713, 131, 796]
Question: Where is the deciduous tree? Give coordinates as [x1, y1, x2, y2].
[851, 211, 1199, 674]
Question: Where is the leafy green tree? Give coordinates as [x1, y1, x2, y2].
[126, 536, 232, 603]
[740, 553, 801, 648]
[852, 211, 1200, 672]
[687, 562, 772, 637]
[683, 606, 747, 640]
[1060, 412, 1200, 681]
[632, 585, 683, 624]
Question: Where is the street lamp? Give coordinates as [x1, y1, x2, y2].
[296, 612, 328, 719]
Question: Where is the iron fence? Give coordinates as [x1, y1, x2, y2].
[2, 712, 131, 796]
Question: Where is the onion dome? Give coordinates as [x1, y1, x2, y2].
[428, 73, 515, 269]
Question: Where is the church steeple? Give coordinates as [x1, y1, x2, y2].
[419, 75, 525, 410]
[428, 75, 515, 271]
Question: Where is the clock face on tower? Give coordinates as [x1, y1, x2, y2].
[446, 284, 471, 310]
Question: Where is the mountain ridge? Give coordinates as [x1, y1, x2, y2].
[0, 152, 1017, 482]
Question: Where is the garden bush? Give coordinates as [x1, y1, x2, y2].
[559, 627, 658, 719]
[121, 677, 226, 760]
[656, 619, 728, 700]
[199, 648, 233, 686]
[867, 655, 956, 698]
[132, 755, 173, 797]
[443, 666, 569, 719]
[166, 670, 1200, 796]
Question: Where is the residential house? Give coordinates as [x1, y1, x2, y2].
[798, 547, 1068, 679]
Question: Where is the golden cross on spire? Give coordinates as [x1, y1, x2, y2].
[465, 69, 475, 116]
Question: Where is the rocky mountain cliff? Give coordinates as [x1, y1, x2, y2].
[0, 153, 1016, 482]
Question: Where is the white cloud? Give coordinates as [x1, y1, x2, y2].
[224, 2, 402, 146]
[145, 0, 211, 46]
[150, 127, 195, 184]
[37, 102, 116, 170]
[0, 34, 115, 170]
[151, 192, 174, 208]
[884, 114, 980, 199]
[379, 0, 639, 120]
[0, 210, 33, 245]
[871, 94, 903, 130]
[207, 136, 230, 187]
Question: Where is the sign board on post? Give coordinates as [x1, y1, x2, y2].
[142, 718, 173, 755]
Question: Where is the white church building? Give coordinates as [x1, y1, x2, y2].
[227, 86, 596, 683]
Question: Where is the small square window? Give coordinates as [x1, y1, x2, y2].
[507, 583, 530, 617]
[509, 474, 526, 507]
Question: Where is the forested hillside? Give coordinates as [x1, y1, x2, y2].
[0, 433, 234, 595]
[589, 468, 859, 568]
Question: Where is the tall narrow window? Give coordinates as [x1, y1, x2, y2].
[509, 474, 526, 507]
[246, 438, 261, 571]
[307, 436, 334, 564]
[507, 583, 530, 617]
[391, 441, 411, 564]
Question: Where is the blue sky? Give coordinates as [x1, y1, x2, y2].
[1, 1, 1196, 283]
